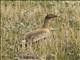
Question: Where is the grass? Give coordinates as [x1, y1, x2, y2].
[1, 1, 80, 60]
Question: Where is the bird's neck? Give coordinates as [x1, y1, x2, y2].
[42, 18, 49, 28]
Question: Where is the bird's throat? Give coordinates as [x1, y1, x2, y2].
[42, 18, 49, 28]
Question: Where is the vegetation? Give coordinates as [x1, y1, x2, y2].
[1, 1, 80, 60]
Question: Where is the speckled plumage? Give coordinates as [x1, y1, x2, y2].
[25, 28, 50, 43]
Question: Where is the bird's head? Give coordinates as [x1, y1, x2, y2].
[45, 14, 59, 19]
[42, 14, 60, 28]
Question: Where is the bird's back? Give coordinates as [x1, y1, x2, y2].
[25, 28, 50, 43]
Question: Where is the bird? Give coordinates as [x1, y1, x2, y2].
[24, 14, 58, 43]
[20, 14, 59, 59]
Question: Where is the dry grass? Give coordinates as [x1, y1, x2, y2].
[1, 1, 80, 60]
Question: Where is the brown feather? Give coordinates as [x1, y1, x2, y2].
[25, 28, 50, 43]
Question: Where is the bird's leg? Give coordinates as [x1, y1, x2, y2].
[27, 42, 35, 55]
[21, 40, 26, 58]
[30, 42, 35, 55]
[34, 41, 39, 49]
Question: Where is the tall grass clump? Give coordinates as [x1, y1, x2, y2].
[1, 1, 80, 60]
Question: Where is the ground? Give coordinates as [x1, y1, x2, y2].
[1, 1, 80, 60]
